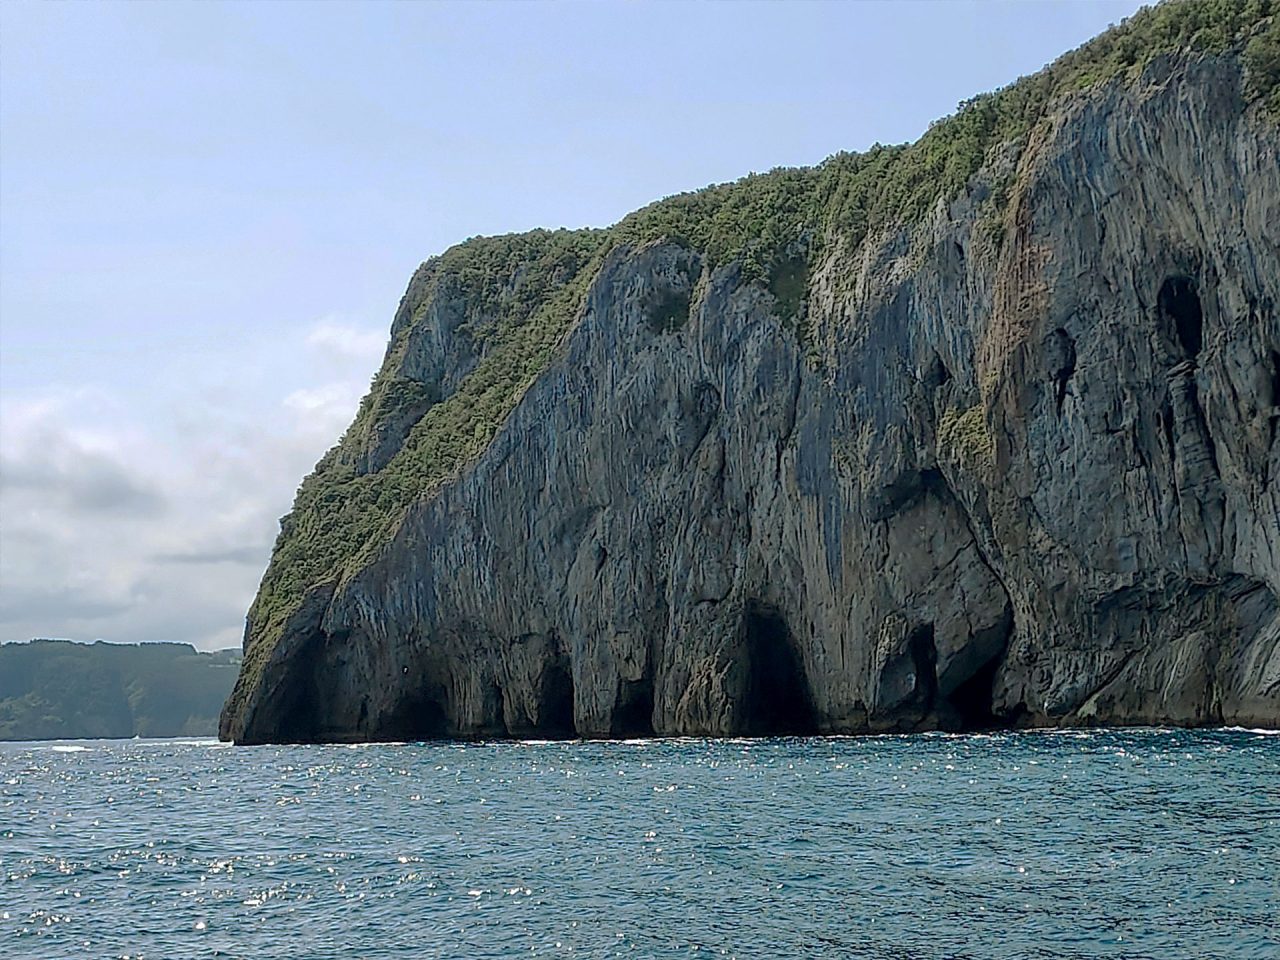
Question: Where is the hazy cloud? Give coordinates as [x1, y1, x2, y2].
[284, 381, 366, 427]
[0, 318, 384, 650]
[1, 451, 166, 517]
[305, 318, 387, 364]
[0, 393, 167, 517]
[0, 584, 136, 625]
[151, 546, 272, 566]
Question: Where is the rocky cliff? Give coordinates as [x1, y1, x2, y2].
[222, 2, 1280, 743]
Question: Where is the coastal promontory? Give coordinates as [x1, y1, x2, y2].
[222, 2, 1280, 743]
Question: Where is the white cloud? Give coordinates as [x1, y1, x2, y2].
[0, 391, 264, 649]
[284, 381, 364, 426]
[0, 316, 389, 651]
[305, 317, 387, 364]
[0, 396, 167, 518]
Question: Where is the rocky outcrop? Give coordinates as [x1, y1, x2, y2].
[222, 22, 1280, 743]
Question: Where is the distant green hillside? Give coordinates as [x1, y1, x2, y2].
[0, 640, 242, 741]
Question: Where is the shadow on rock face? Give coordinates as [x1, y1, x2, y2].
[1159, 275, 1204, 360]
[740, 602, 818, 736]
[536, 659, 577, 738]
[612, 678, 655, 737]
[375, 688, 449, 742]
[943, 645, 1008, 731]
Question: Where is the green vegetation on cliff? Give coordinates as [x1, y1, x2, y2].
[1245, 11, 1280, 110]
[1, 640, 242, 740]
[230, 0, 1277, 722]
[250, 229, 612, 640]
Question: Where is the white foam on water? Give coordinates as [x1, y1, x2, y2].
[48, 745, 91, 753]
[1224, 726, 1280, 735]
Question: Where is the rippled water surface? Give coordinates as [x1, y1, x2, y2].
[2, 729, 1277, 959]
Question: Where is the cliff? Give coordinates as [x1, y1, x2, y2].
[222, 2, 1280, 743]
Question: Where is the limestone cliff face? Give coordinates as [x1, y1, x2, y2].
[222, 45, 1280, 743]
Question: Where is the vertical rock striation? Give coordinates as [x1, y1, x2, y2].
[222, 6, 1280, 743]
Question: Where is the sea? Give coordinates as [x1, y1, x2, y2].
[1, 728, 1276, 960]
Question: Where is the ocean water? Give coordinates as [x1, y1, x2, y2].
[1, 730, 1276, 960]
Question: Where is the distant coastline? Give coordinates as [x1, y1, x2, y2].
[0, 639, 241, 741]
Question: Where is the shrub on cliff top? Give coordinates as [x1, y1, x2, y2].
[1244, 13, 1280, 110]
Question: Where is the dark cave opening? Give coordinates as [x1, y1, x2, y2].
[741, 603, 818, 736]
[907, 624, 939, 713]
[612, 678, 655, 737]
[904, 619, 1012, 732]
[942, 655, 1004, 730]
[276, 683, 319, 743]
[537, 661, 578, 738]
[871, 468, 947, 522]
[377, 688, 449, 742]
[1158, 276, 1204, 359]
[272, 629, 323, 743]
[485, 680, 511, 737]
[926, 353, 952, 389]
[1045, 327, 1076, 415]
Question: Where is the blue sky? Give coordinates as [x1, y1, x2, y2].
[0, 0, 1147, 650]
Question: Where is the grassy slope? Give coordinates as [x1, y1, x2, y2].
[231, 0, 1278, 714]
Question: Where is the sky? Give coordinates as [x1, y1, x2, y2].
[0, 0, 1148, 651]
